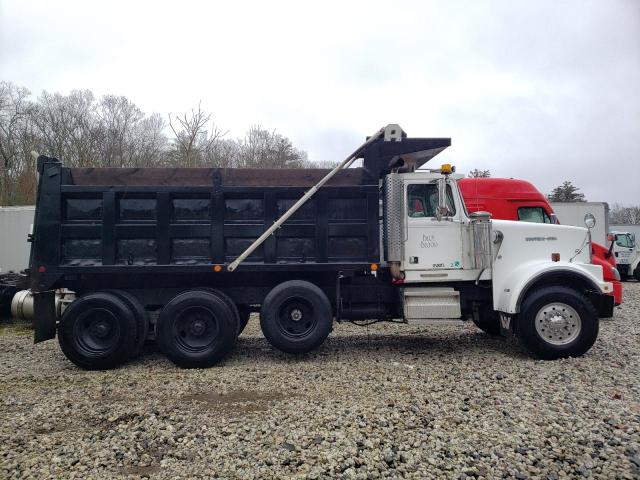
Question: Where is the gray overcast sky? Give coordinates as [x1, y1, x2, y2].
[1, 0, 639, 203]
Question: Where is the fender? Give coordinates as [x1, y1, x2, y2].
[493, 260, 611, 314]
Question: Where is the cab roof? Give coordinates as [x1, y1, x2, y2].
[458, 177, 547, 201]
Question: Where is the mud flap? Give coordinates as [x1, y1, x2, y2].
[34, 290, 57, 343]
[597, 294, 614, 319]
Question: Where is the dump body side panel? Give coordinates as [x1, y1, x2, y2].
[29, 165, 380, 292]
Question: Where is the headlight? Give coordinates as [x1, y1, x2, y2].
[611, 266, 621, 281]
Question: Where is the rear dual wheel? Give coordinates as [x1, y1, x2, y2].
[156, 290, 238, 368]
[58, 292, 142, 370]
[195, 288, 247, 337]
[107, 290, 149, 358]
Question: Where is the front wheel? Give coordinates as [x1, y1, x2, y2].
[634, 266, 640, 282]
[518, 286, 598, 360]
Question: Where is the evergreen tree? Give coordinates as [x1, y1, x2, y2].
[547, 181, 586, 202]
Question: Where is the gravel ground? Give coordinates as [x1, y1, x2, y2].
[1, 285, 639, 480]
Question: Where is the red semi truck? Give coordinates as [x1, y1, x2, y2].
[459, 178, 622, 306]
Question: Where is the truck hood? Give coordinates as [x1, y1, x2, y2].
[490, 219, 610, 314]
[491, 219, 591, 265]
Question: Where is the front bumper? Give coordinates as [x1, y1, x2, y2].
[610, 280, 623, 306]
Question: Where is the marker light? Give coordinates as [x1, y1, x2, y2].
[213, 265, 222, 272]
[441, 164, 453, 174]
[38, 265, 46, 273]
[551, 253, 560, 262]
[370, 263, 378, 271]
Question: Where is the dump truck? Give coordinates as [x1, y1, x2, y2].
[28, 125, 614, 369]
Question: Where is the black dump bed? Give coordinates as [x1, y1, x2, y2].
[29, 134, 450, 292]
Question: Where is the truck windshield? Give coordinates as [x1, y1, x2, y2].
[517, 207, 552, 224]
[407, 184, 456, 217]
[615, 234, 634, 248]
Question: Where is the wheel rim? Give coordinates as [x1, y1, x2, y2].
[276, 297, 317, 339]
[73, 308, 121, 356]
[534, 302, 582, 345]
[173, 306, 220, 353]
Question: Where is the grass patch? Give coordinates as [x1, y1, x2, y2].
[0, 319, 33, 337]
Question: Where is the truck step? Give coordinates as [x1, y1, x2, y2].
[403, 287, 461, 320]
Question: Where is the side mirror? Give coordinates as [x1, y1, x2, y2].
[605, 234, 614, 258]
[584, 213, 596, 229]
[549, 213, 559, 224]
[436, 177, 453, 220]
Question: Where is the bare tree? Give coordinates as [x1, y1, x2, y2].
[132, 113, 167, 167]
[96, 95, 144, 167]
[32, 89, 101, 167]
[168, 103, 225, 168]
[204, 138, 240, 168]
[235, 125, 307, 168]
[468, 168, 491, 178]
[610, 203, 640, 225]
[302, 159, 339, 169]
[0, 82, 35, 204]
[0, 83, 311, 204]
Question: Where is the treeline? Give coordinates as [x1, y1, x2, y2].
[0, 82, 329, 206]
[610, 204, 640, 225]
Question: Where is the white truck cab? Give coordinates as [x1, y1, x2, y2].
[383, 162, 614, 359]
[610, 231, 639, 280]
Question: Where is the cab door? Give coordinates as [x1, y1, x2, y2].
[403, 180, 464, 274]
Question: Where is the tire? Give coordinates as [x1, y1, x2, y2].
[260, 280, 333, 354]
[195, 288, 241, 337]
[107, 290, 149, 358]
[58, 292, 138, 370]
[618, 266, 629, 281]
[238, 306, 251, 335]
[518, 286, 598, 360]
[472, 306, 501, 336]
[156, 290, 238, 368]
[634, 266, 640, 282]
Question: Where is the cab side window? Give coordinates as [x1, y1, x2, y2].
[517, 206, 551, 224]
[615, 234, 633, 248]
[407, 184, 456, 218]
